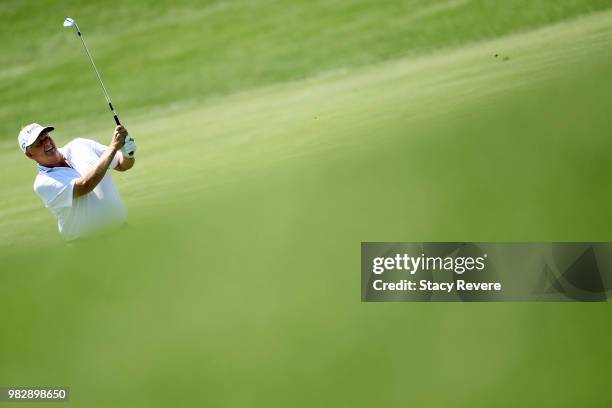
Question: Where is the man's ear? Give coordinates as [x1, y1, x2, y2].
[25, 150, 33, 159]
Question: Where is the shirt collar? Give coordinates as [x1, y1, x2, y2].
[37, 164, 52, 173]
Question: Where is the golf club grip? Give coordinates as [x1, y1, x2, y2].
[114, 114, 133, 156]
[111, 108, 133, 157]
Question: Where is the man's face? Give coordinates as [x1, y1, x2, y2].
[25, 132, 62, 166]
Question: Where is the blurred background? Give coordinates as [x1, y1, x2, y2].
[1, 0, 612, 406]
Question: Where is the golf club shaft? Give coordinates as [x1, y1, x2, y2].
[68, 20, 134, 157]
[73, 22, 123, 126]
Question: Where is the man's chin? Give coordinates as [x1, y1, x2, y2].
[39, 152, 62, 167]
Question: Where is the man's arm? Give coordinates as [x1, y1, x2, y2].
[115, 154, 135, 172]
[114, 135, 136, 171]
[73, 126, 126, 198]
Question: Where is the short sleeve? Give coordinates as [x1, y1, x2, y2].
[89, 139, 121, 169]
[34, 174, 76, 212]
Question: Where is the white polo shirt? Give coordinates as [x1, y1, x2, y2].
[34, 138, 127, 241]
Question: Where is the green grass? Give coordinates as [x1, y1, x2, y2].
[2, 0, 612, 137]
[2, 1, 612, 407]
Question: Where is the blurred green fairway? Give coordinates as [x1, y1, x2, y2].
[2, 1, 612, 407]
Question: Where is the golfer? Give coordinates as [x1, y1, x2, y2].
[18, 123, 137, 241]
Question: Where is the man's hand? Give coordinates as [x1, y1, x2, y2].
[121, 135, 137, 158]
[110, 125, 128, 151]
[116, 135, 136, 171]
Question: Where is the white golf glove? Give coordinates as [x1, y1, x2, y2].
[121, 135, 137, 158]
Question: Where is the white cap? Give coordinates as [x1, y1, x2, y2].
[18, 123, 54, 153]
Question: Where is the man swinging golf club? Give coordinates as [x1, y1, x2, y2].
[19, 123, 136, 241]
[18, 17, 139, 240]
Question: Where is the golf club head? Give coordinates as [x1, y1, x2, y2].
[63, 17, 75, 27]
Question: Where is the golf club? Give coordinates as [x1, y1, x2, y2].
[63, 17, 135, 157]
